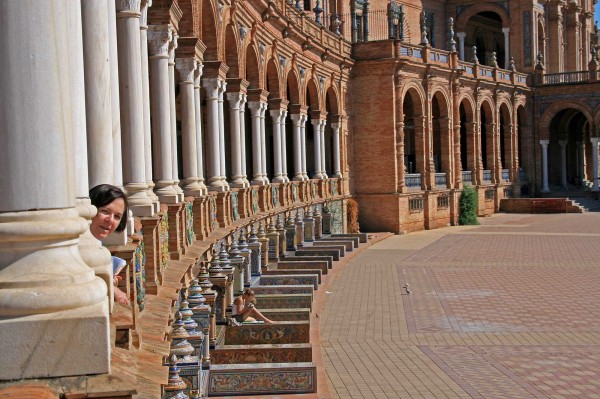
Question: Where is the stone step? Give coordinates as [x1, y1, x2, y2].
[254, 293, 313, 310]
[212, 343, 312, 364]
[295, 247, 341, 261]
[318, 235, 360, 248]
[225, 321, 310, 345]
[260, 308, 311, 321]
[251, 285, 314, 296]
[208, 362, 316, 396]
[261, 269, 322, 284]
[313, 240, 354, 251]
[259, 274, 319, 290]
[280, 255, 334, 268]
[277, 260, 329, 275]
[332, 233, 368, 243]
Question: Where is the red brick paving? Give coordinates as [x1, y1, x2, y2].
[321, 212, 600, 398]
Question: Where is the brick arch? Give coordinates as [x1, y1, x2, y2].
[592, 105, 600, 128]
[244, 43, 261, 89]
[430, 88, 450, 119]
[285, 69, 301, 104]
[201, 0, 219, 60]
[456, 3, 510, 31]
[305, 78, 321, 111]
[459, 94, 476, 121]
[400, 81, 425, 117]
[224, 23, 240, 78]
[265, 57, 281, 98]
[497, 99, 513, 123]
[325, 84, 340, 115]
[479, 96, 495, 123]
[539, 101, 594, 137]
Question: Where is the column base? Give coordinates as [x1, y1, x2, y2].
[129, 203, 155, 217]
[0, 301, 110, 380]
[230, 178, 246, 188]
[293, 175, 304, 182]
[157, 193, 180, 204]
[251, 178, 267, 186]
[273, 176, 286, 183]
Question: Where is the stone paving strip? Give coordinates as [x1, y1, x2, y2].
[321, 212, 600, 399]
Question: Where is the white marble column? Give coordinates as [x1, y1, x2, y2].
[240, 94, 250, 187]
[457, 32, 466, 61]
[281, 111, 289, 182]
[218, 81, 228, 186]
[107, 0, 123, 187]
[177, 58, 203, 197]
[502, 27, 510, 69]
[140, 0, 159, 212]
[194, 66, 207, 193]
[320, 119, 328, 178]
[227, 92, 245, 188]
[591, 137, 600, 191]
[148, 25, 178, 204]
[115, 0, 154, 216]
[312, 119, 324, 179]
[540, 140, 550, 192]
[271, 109, 285, 183]
[0, 0, 109, 379]
[81, 0, 114, 187]
[331, 122, 342, 177]
[301, 114, 309, 180]
[203, 78, 226, 191]
[260, 102, 269, 183]
[559, 140, 568, 189]
[291, 114, 304, 181]
[248, 101, 265, 186]
[168, 33, 184, 201]
[79, 0, 116, 300]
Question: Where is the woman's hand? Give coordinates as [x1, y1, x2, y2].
[114, 286, 130, 306]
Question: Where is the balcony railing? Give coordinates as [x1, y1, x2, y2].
[405, 173, 422, 189]
[502, 169, 510, 182]
[462, 170, 472, 185]
[541, 70, 598, 85]
[434, 173, 447, 187]
[483, 170, 492, 184]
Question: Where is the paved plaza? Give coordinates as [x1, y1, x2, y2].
[321, 212, 600, 399]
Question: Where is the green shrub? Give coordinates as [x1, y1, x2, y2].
[459, 186, 480, 225]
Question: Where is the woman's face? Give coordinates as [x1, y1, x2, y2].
[90, 198, 126, 240]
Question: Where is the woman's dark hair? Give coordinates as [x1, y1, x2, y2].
[89, 184, 128, 233]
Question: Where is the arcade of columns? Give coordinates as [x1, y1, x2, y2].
[0, 0, 349, 381]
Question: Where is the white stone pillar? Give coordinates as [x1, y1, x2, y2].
[168, 33, 184, 201]
[203, 78, 226, 191]
[240, 94, 250, 187]
[140, 0, 159, 213]
[260, 102, 270, 183]
[591, 137, 600, 191]
[194, 66, 207, 193]
[218, 81, 228, 186]
[227, 92, 245, 188]
[331, 122, 342, 177]
[540, 140, 550, 193]
[502, 27, 510, 69]
[148, 25, 178, 204]
[271, 109, 285, 183]
[177, 58, 203, 197]
[79, 0, 116, 299]
[291, 114, 304, 181]
[559, 140, 568, 189]
[281, 111, 289, 182]
[320, 119, 328, 179]
[107, 0, 123, 187]
[116, 0, 154, 216]
[301, 114, 309, 180]
[81, 0, 114, 187]
[248, 101, 265, 186]
[312, 119, 324, 179]
[0, 0, 109, 379]
[457, 32, 466, 61]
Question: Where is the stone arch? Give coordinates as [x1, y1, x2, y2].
[244, 43, 261, 89]
[224, 23, 240, 78]
[456, 3, 510, 31]
[539, 101, 594, 137]
[201, 0, 219, 60]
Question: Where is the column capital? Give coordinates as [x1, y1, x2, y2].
[590, 137, 600, 144]
[168, 31, 178, 64]
[502, 27, 510, 34]
[558, 140, 568, 147]
[116, 0, 141, 13]
[194, 64, 204, 87]
[540, 139, 550, 147]
[247, 100, 266, 115]
[226, 92, 244, 109]
[456, 32, 466, 39]
[147, 25, 171, 56]
[202, 77, 224, 98]
[175, 57, 197, 82]
[331, 123, 340, 130]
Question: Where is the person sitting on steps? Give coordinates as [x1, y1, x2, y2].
[230, 288, 275, 325]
